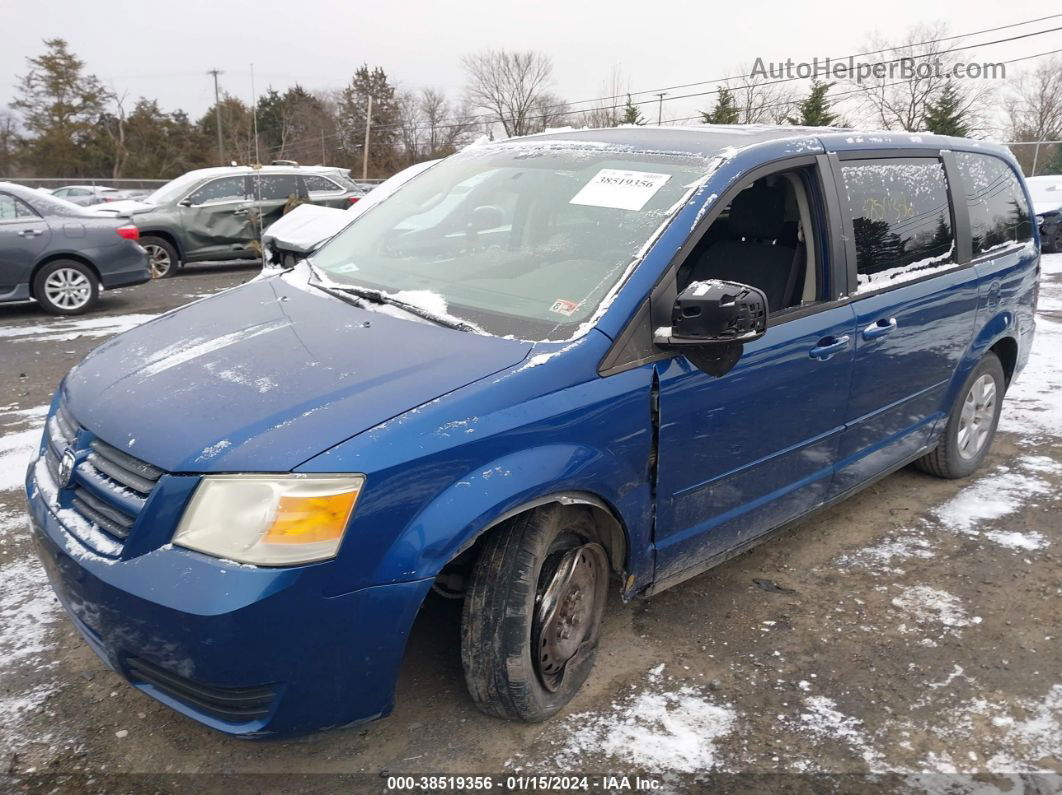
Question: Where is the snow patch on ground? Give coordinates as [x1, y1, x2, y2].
[999, 253, 1062, 440]
[548, 668, 737, 774]
[0, 313, 157, 343]
[0, 405, 47, 493]
[891, 585, 980, 629]
[0, 557, 62, 755]
[837, 534, 935, 574]
[797, 696, 886, 772]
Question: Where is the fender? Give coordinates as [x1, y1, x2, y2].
[365, 444, 652, 595]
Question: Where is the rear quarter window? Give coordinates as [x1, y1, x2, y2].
[954, 152, 1033, 257]
[304, 174, 343, 193]
[840, 158, 955, 294]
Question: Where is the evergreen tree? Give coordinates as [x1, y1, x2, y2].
[337, 65, 401, 177]
[10, 39, 108, 176]
[923, 81, 970, 137]
[788, 80, 839, 127]
[701, 88, 739, 124]
[620, 95, 645, 126]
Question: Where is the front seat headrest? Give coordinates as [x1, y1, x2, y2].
[728, 182, 787, 240]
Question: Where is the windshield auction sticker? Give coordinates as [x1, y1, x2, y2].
[570, 169, 671, 211]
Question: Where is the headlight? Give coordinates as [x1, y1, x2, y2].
[173, 474, 364, 566]
[1036, 214, 1045, 225]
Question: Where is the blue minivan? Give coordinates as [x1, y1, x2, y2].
[25, 126, 1039, 737]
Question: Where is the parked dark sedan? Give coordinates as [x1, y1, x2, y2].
[0, 182, 150, 315]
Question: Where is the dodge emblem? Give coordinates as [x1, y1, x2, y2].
[58, 449, 76, 489]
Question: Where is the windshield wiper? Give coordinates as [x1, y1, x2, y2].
[306, 263, 478, 333]
[330, 284, 479, 333]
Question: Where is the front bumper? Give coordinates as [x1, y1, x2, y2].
[26, 462, 432, 738]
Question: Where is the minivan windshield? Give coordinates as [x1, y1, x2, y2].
[309, 142, 713, 340]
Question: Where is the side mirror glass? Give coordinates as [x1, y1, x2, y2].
[655, 280, 768, 377]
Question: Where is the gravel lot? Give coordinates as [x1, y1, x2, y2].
[1, 258, 1060, 793]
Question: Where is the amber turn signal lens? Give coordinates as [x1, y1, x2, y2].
[263, 490, 360, 544]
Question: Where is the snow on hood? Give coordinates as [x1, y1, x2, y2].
[62, 276, 532, 472]
[1034, 201, 1062, 216]
[262, 204, 351, 254]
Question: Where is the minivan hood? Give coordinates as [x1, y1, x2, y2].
[63, 276, 533, 472]
[1034, 200, 1062, 216]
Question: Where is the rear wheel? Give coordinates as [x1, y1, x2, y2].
[915, 353, 1005, 479]
[141, 235, 178, 278]
[33, 260, 99, 315]
[461, 505, 609, 722]
[1047, 228, 1062, 254]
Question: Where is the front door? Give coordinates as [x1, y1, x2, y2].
[179, 175, 255, 259]
[653, 164, 856, 583]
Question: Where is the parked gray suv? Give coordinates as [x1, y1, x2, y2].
[92, 165, 365, 277]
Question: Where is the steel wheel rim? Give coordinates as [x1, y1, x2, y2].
[533, 541, 607, 692]
[43, 268, 92, 310]
[957, 373, 997, 459]
[145, 244, 172, 278]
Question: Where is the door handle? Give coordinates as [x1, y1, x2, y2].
[233, 208, 249, 216]
[862, 317, 897, 340]
[18, 228, 43, 237]
[809, 335, 851, 361]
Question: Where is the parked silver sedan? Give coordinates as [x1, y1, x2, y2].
[0, 183, 150, 314]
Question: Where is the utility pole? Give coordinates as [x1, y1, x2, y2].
[321, 130, 327, 166]
[655, 93, 668, 126]
[207, 69, 224, 165]
[362, 93, 373, 181]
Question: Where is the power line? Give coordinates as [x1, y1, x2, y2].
[260, 40, 1062, 158]
[567, 11, 1062, 108]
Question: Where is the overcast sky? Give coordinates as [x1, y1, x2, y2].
[2, 0, 1059, 131]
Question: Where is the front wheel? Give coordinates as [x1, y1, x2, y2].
[915, 352, 1005, 479]
[33, 260, 99, 315]
[141, 235, 178, 279]
[461, 505, 609, 722]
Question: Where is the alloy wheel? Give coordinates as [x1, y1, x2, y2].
[145, 244, 172, 278]
[43, 267, 92, 311]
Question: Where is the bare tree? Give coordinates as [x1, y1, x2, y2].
[728, 64, 797, 124]
[846, 23, 993, 131]
[462, 50, 556, 137]
[396, 89, 422, 166]
[1004, 56, 1062, 175]
[420, 88, 477, 158]
[580, 66, 627, 128]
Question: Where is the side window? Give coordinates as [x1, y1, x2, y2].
[187, 176, 247, 206]
[675, 168, 823, 314]
[251, 174, 300, 202]
[954, 152, 1033, 257]
[0, 194, 40, 221]
[840, 158, 955, 293]
[304, 174, 342, 193]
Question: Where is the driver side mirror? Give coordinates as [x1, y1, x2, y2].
[178, 198, 192, 207]
[654, 280, 768, 377]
